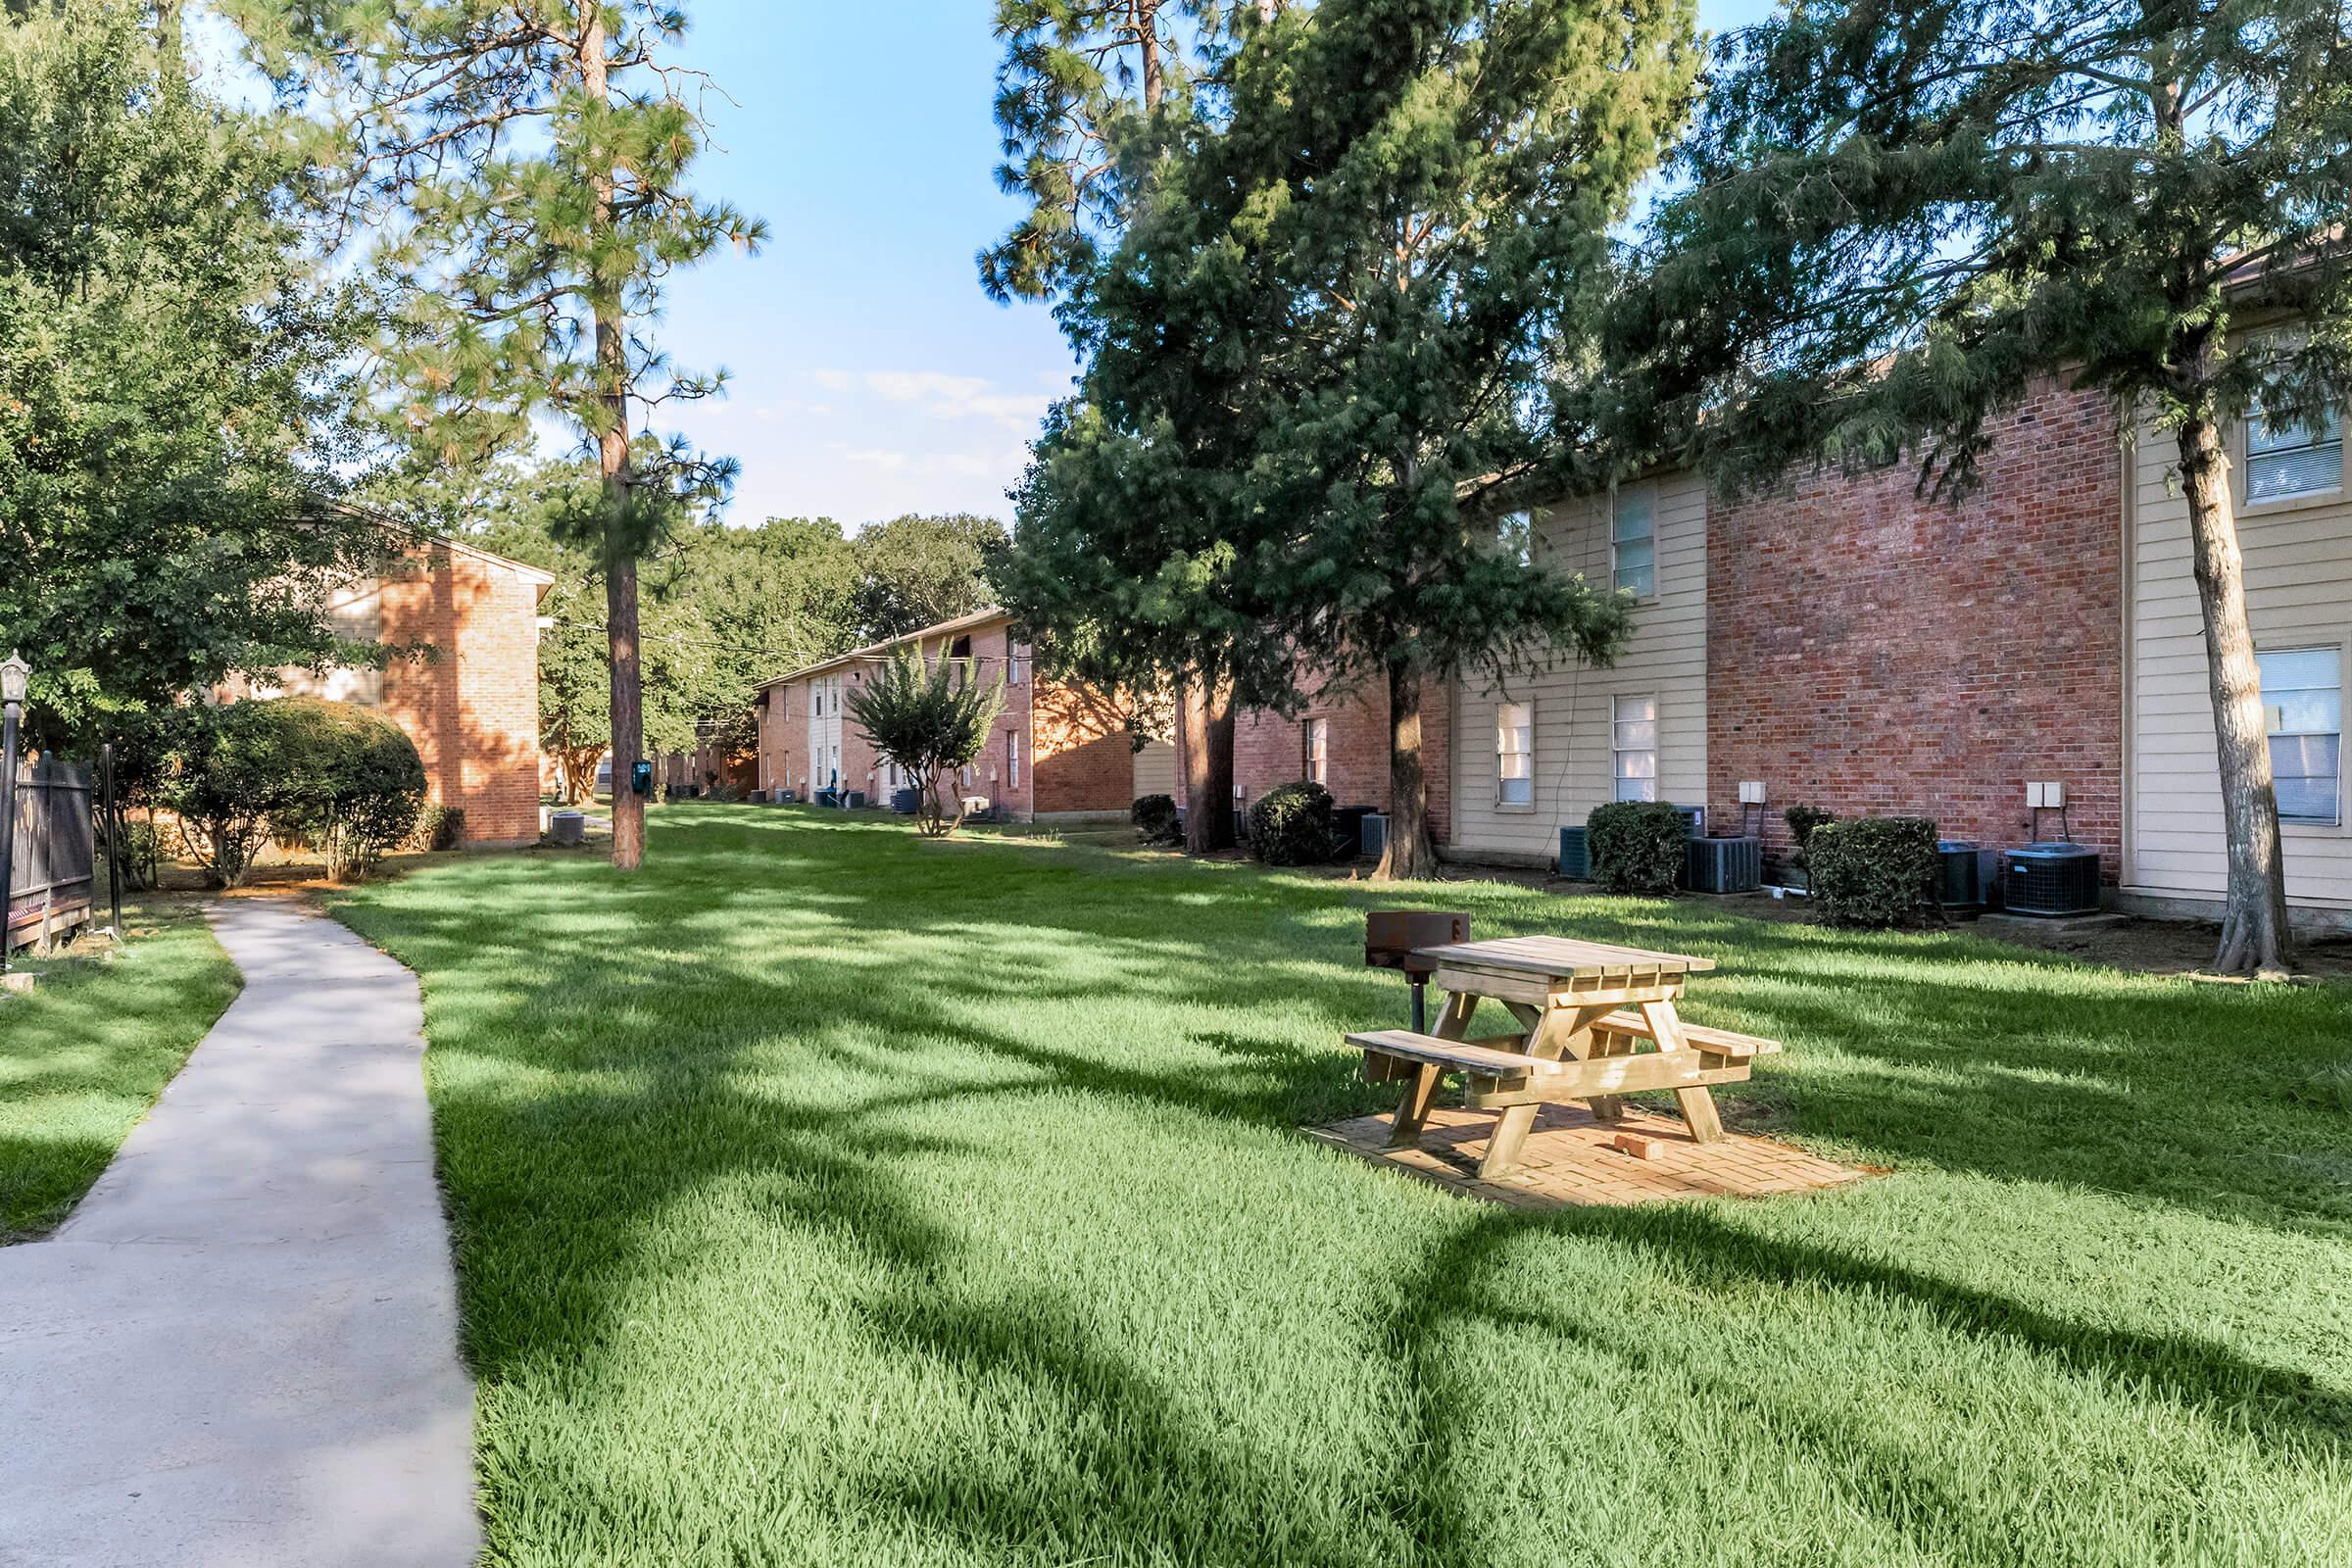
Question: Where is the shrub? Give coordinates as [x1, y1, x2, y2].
[1131, 793, 1182, 845]
[166, 698, 425, 886]
[1808, 816, 1941, 927]
[1247, 781, 1338, 865]
[264, 698, 427, 880]
[843, 641, 1007, 836]
[166, 702, 301, 888]
[410, 805, 466, 853]
[1784, 804, 1838, 871]
[105, 818, 164, 890]
[1587, 801, 1690, 895]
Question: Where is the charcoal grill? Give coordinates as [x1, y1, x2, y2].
[1364, 910, 1470, 1032]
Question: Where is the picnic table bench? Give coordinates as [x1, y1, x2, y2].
[1347, 935, 1780, 1179]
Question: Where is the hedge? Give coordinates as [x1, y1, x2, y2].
[1247, 781, 1339, 865]
[1587, 801, 1690, 895]
[1808, 816, 1941, 927]
[1131, 793, 1182, 845]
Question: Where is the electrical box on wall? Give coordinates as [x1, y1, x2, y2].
[1737, 780, 1767, 805]
[2026, 781, 2067, 808]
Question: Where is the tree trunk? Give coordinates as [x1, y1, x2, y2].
[1375, 661, 1436, 881]
[2180, 415, 2292, 974]
[1181, 674, 1235, 853]
[581, 8, 644, 871]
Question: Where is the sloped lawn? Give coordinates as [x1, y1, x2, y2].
[0, 900, 240, 1240]
[332, 808, 2352, 1567]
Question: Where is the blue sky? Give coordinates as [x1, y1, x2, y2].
[658, 0, 1775, 532]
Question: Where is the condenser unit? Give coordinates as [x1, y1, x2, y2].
[1685, 836, 1763, 894]
[2003, 842, 2102, 917]
[1361, 812, 1389, 860]
[843, 790, 867, 809]
[1673, 804, 1707, 839]
[1936, 841, 1998, 914]
[1557, 825, 1590, 879]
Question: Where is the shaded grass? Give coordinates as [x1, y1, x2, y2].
[331, 807, 2352, 1567]
[0, 901, 240, 1240]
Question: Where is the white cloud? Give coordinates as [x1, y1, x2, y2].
[860, 369, 1051, 434]
[810, 368, 853, 391]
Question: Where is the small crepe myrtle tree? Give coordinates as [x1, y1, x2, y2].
[844, 642, 1008, 838]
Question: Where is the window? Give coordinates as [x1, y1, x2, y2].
[1498, 510, 1533, 567]
[1611, 488, 1655, 598]
[1007, 731, 1022, 789]
[1009, 640, 1031, 686]
[2248, 402, 2343, 502]
[810, 682, 822, 718]
[2259, 648, 2342, 825]
[1495, 703, 1533, 808]
[1303, 717, 1330, 785]
[1612, 696, 1657, 802]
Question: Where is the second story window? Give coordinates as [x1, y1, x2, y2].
[2248, 402, 2343, 503]
[1611, 487, 1655, 598]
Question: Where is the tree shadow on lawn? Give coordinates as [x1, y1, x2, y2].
[332, 809, 2352, 1558]
[346, 808, 2352, 1235]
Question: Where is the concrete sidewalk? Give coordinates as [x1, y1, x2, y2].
[0, 899, 477, 1568]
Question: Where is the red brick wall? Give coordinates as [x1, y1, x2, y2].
[1177, 667, 1452, 843]
[1707, 379, 2124, 877]
[376, 544, 547, 847]
[753, 617, 1134, 818]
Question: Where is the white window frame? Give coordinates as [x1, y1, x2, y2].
[1495, 702, 1534, 811]
[1007, 730, 1022, 790]
[2257, 647, 2343, 827]
[1009, 640, 1030, 686]
[1303, 716, 1330, 786]
[1610, 486, 1656, 599]
[2245, 401, 2344, 505]
[1498, 510, 1534, 568]
[1612, 696, 1658, 803]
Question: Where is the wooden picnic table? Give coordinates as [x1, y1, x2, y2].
[1349, 935, 1779, 1180]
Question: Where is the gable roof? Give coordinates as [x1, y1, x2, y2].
[755, 606, 1010, 693]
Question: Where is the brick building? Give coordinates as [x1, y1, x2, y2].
[256, 535, 553, 848]
[1182, 378, 2154, 900]
[753, 608, 1153, 822]
[1172, 671, 1453, 843]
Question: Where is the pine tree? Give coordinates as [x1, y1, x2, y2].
[230, 0, 764, 870]
[1624, 0, 2352, 973]
[1151, 0, 1690, 879]
[984, 0, 1255, 851]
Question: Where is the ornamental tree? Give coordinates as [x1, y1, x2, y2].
[230, 0, 765, 871]
[844, 643, 1008, 837]
[1623, 0, 2352, 974]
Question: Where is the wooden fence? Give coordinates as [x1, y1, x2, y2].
[6, 757, 93, 954]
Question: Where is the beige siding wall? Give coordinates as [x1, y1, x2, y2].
[2127, 408, 2352, 908]
[1448, 474, 1709, 859]
[1132, 738, 1176, 799]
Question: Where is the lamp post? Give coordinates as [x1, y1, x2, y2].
[0, 651, 26, 977]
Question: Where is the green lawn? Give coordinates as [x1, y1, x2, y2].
[0, 900, 241, 1240]
[331, 807, 2352, 1567]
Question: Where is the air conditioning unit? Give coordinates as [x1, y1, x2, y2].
[1673, 804, 1706, 838]
[780, 788, 798, 804]
[1937, 841, 1999, 914]
[1685, 835, 1762, 894]
[1558, 825, 1590, 879]
[2003, 842, 2101, 916]
[843, 790, 867, 809]
[890, 787, 919, 815]
[1361, 812, 1389, 859]
[1332, 805, 1376, 858]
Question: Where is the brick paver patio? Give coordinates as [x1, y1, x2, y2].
[1305, 1102, 1868, 1208]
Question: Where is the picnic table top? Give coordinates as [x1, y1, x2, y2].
[1413, 935, 1717, 981]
